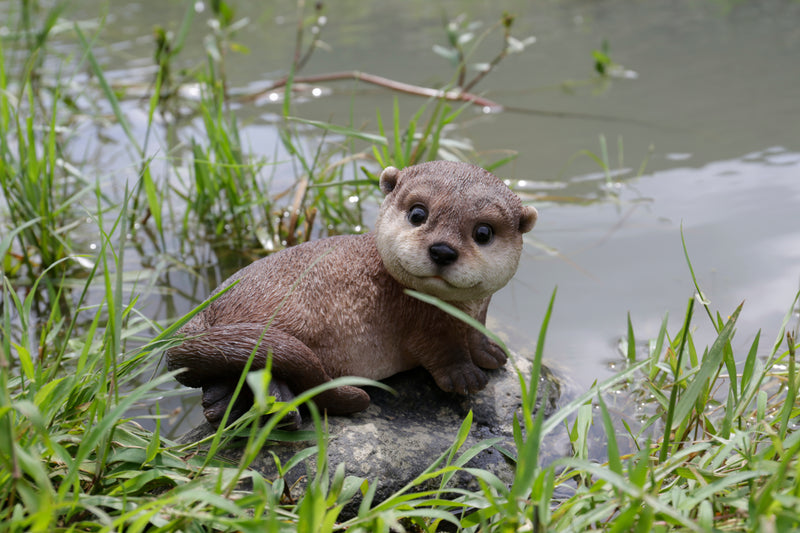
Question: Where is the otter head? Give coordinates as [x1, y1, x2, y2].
[374, 161, 537, 302]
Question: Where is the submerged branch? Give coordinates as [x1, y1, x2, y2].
[235, 70, 653, 126]
[238, 70, 504, 111]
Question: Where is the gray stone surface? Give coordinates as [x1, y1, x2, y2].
[179, 357, 563, 513]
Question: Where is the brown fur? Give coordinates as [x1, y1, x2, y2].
[166, 161, 537, 426]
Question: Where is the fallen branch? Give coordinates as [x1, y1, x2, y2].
[238, 70, 504, 112]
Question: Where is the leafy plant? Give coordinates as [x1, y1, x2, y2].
[433, 12, 536, 93]
[593, 39, 614, 77]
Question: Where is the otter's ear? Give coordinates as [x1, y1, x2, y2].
[379, 166, 400, 195]
[519, 205, 538, 233]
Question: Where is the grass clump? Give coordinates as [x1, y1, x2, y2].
[4, 243, 799, 531]
[185, 89, 272, 245]
[549, 295, 800, 532]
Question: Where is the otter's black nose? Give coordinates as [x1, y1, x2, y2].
[429, 242, 458, 266]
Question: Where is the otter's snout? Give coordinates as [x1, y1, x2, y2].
[429, 242, 458, 266]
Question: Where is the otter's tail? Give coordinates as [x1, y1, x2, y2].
[166, 323, 370, 422]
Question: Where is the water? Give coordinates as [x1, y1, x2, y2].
[7, 0, 800, 434]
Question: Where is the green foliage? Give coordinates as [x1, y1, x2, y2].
[0, 68, 90, 281]
[562, 133, 653, 193]
[186, 87, 272, 245]
[433, 12, 536, 92]
[593, 39, 614, 76]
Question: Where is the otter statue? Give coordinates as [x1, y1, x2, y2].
[166, 161, 538, 426]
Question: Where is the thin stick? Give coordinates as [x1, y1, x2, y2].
[239, 70, 503, 111]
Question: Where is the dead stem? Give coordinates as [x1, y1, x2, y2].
[239, 70, 503, 111]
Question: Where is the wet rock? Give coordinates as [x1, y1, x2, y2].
[179, 357, 562, 513]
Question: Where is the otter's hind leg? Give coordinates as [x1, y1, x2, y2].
[201, 379, 301, 429]
[166, 323, 370, 426]
[200, 380, 253, 425]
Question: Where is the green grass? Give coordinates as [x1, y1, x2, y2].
[2, 2, 800, 532]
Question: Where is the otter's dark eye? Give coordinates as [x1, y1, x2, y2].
[473, 223, 494, 245]
[408, 205, 428, 226]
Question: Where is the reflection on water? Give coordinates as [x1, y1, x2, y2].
[507, 147, 800, 387]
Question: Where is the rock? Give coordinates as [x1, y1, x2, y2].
[179, 356, 563, 515]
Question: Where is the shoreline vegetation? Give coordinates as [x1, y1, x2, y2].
[2, 2, 800, 531]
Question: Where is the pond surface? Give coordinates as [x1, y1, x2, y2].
[10, 0, 800, 436]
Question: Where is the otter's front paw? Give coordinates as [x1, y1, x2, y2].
[469, 334, 507, 370]
[433, 363, 488, 395]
